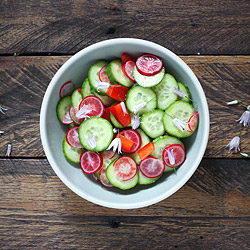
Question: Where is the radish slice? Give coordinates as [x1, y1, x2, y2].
[139, 156, 165, 178]
[136, 54, 163, 76]
[119, 129, 142, 154]
[79, 96, 105, 118]
[162, 144, 186, 168]
[121, 53, 134, 64]
[187, 111, 199, 133]
[101, 150, 116, 159]
[99, 166, 113, 187]
[69, 105, 82, 125]
[66, 127, 83, 148]
[59, 81, 74, 99]
[123, 60, 135, 81]
[113, 156, 137, 181]
[63, 111, 73, 124]
[99, 65, 111, 83]
[80, 151, 103, 174]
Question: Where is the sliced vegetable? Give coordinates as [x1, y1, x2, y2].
[79, 96, 105, 118]
[66, 127, 83, 148]
[99, 65, 111, 83]
[56, 96, 71, 123]
[99, 165, 113, 187]
[117, 135, 134, 152]
[137, 142, 155, 161]
[139, 156, 165, 178]
[63, 111, 73, 125]
[69, 105, 82, 125]
[109, 102, 131, 127]
[102, 108, 111, 122]
[187, 111, 199, 133]
[119, 129, 142, 154]
[122, 60, 135, 81]
[121, 53, 134, 64]
[106, 84, 129, 102]
[63, 136, 84, 163]
[59, 81, 74, 99]
[80, 150, 103, 174]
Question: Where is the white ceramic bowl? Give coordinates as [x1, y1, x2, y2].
[40, 38, 209, 209]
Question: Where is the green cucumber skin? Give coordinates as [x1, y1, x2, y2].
[106, 159, 139, 190]
[56, 96, 71, 123]
[81, 78, 94, 98]
[163, 100, 196, 138]
[69, 122, 78, 129]
[133, 66, 165, 88]
[92, 89, 115, 107]
[140, 109, 165, 139]
[88, 60, 108, 95]
[125, 85, 157, 115]
[177, 82, 191, 102]
[138, 169, 161, 185]
[78, 117, 114, 152]
[106, 59, 134, 88]
[62, 136, 84, 163]
[71, 89, 83, 108]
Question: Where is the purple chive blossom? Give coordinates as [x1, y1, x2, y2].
[107, 138, 122, 154]
[226, 100, 238, 105]
[120, 102, 128, 114]
[63, 111, 73, 124]
[6, 144, 12, 157]
[133, 102, 146, 114]
[236, 105, 250, 127]
[132, 114, 141, 130]
[171, 87, 186, 98]
[96, 81, 110, 91]
[167, 149, 175, 166]
[132, 83, 138, 88]
[226, 136, 240, 153]
[86, 134, 96, 149]
[173, 118, 186, 132]
[76, 104, 90, 119]
[113, 128, 118, 133]
[0, 105, 8, 115]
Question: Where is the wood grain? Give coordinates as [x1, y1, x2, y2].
[0, 158, 249, 249]
[0, 56, 250, 158]
[0, 0, 249, 55]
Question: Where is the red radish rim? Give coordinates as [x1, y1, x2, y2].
[139, 156, 165, 178]
[187, 111, 199, 133]
[66, 127, 83, 148]
[113, 156, 138, 181]
[119, 129, 142, 154]
[136, 54, 163, 76]
[98, 65, 111, 83]
[101, 150, 116, 160]
[69, 105, 81, 125]
[59, 81, 74, 99]
[162, 144, 186, 168]
[121, 53, 134, 64]
[78, 95, 105, 117]
[80, 151, 103, 174]
[62, 111, 73, 125]
[123, 60, 135, 82]
[99, 167, 114, 188]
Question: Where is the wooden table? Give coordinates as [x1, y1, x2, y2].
[1, 1, 250, 249]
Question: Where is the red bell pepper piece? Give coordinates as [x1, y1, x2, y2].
[106, 84, 129, 102]
[102, 108, 111, 122]
[137, 142, 155, 161]
[109, 103, 131, 127]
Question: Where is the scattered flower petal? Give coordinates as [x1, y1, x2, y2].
[167, 149, 175, 166]
[240, 152, 249, 157]
[0, 105, 8, 115]
[132, 83, 138, 87]
[63, 111, 73, 124]
[76, 104, 90, 119]
[113, 128, 118, 133]
[226, 136, 240, 153]
[171, 87, 186, 98]
[173, 118, 186, 132]
[107, 138, 122, 154]
[133, 102, 146, 114]
[236, 105, 250, 127]
[86, 134, 96, 149]
[226, 100, 238, 105]
[120, 102, 128, 114]
[132, 113, 141, 130]
[96, 81, 110, 91]
[6, 144, 12, 157]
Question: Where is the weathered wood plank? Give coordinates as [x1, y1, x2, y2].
[0, 158, 249, 217]
[1, 56, 250, 157]
[0, 0, 250, 55]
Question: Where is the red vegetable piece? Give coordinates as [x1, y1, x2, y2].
[136, 54, 163, 76]
[113, 156, 137, 181]
[123, 60, 135, 81]
[119, 129, 142, 154]
[102, 108, 111, 122]
[80, 151, 103, 174]
[69, 105, 82, 125]
[79, 96, 105, 117]
[99, 65, 111, 83]
[137, 142, 155, 161]
[162, 144, 186, 168]
[99, 166, 113, 187]
[106, 84, 129, 102]
[101, 150, 116, 160]
[66, 127, 83, 148]
[109, 103, 131, 127]
[59, 81, 75, 99]
[121, 53, 134, 64]
[78, 88, 82, 93]
[139, 156, 165, 178]
[187, 111, 199, 133]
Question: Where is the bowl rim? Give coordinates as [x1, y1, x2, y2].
[40, 38, 210, 209]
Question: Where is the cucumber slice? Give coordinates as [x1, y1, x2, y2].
[177, 82, 191, 102]
[92, 89, 115, 107]
[56, 96, 71, 123]
[81, 78, 94, 98]
[138, 169, 161, 185]
[133, 66, 165, 88]
[106, 59, 134, 88]
[163, 101, 195, 138]
[130, 129, 151, 165]
[152, 74, 178, 110]
[78, 117, 113, 152]
[62, 136, 84, 163]
[140, 109, 165, 138]
[106, 159, 139, 190]
[88, 60, 108, 95]
[71, 89, 83, 108]
[110, 113, 124, 128]
[151, 135, 184, 172]
[125, 86, 157, 115]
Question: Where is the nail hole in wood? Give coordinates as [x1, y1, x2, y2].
[106, 27, 116, 34]
[109, 218, 120, 228]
